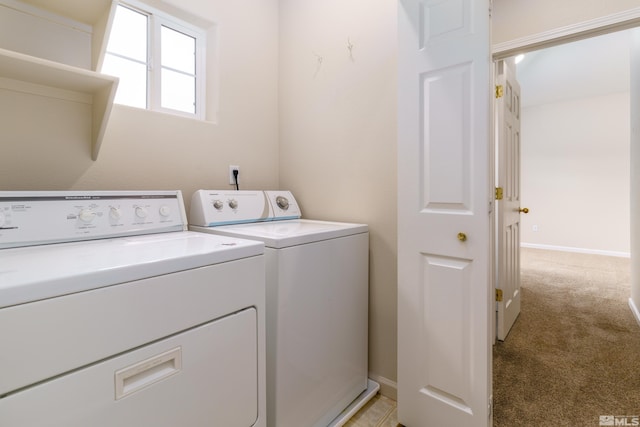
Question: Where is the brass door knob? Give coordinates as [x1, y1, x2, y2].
[519, 208, 529, 214]
[457, 232, 467, 242]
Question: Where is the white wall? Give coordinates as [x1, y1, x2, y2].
[278, 0, 398, 395]
[0, 0, 280, 213]
[521, 92, 631, 255]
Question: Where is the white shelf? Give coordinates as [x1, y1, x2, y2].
[0, 47, 118, 160]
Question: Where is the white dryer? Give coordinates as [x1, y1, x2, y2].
[0, 191, 266, 427]
[189, 190, 379, 427]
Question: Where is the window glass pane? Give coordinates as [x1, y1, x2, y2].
[161, 25, 195, 74]
[107, 5, 147, 62]
[102, 53, 147, 109]
[161, 69, 195, 114]
[101, 3, 204, 117]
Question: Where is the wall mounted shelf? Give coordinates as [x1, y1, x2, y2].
[0, 47, 118, 160]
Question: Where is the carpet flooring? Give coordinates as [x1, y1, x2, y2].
[493, 248, 640, 426]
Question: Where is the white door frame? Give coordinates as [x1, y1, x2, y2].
[491, 8, 640, 60]
[490, 9, 640, 297]
[489, 10, 640, 280]
[489, 0, 640, 400]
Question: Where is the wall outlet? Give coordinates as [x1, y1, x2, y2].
[532, 225, 539, 232]
[229, 165, 239, 185]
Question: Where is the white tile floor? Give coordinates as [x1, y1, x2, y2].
[345, 394, 400, 427]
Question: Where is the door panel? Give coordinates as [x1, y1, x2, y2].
[398, 0, 492, 425]
[422, 64, 472, 211]
[496, 59, 522, 341]
[420, 255, 473, 411]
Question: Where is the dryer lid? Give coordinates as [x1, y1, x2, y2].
[0, 231, 263, 308]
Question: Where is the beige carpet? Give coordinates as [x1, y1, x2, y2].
[493, 248, 640, 426]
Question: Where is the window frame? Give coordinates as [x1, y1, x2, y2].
[104, 0, 206, 120]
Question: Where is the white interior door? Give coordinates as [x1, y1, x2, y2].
[397, 0, 492, 425]
[495, 58, 523, 341]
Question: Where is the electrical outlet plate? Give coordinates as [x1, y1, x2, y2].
[229, 165, 239, 185]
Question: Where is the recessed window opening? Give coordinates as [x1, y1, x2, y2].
[101, 1, 205, 119]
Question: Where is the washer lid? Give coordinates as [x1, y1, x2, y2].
[191, 219, 368, 248]
[0, 231, 264, 308]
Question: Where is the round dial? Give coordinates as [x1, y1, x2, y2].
[109, 207, 122, 221]
[79, 209, 96, 223]
[135, 206, 148, 219]
[228, 199, 238, 209]
[213, 200, 223, 210]
[159, 205, 171, 217]
[276, 196, 289, 210]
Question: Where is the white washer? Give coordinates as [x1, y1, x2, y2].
[0, 190, 266, 427]
[189, 190, 379, 427]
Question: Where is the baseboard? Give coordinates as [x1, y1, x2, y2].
[328, 379, 380, 427]
[368, 372, 397, 401]
[521, 243, 630, 258]
[629, 298, 640, 329]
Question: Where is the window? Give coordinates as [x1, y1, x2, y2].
[101, 1, 205, 119]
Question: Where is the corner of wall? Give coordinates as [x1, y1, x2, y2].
[368, 372, 397, 401]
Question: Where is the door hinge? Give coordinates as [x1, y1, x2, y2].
[488, 396, 493, 419]
[495, 85, 504, 98]
[496, 288, 503, 302]
[495, 187, 503, 200]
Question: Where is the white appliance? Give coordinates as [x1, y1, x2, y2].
[189, 190, 379, 427]
[0, 190, 266, 427]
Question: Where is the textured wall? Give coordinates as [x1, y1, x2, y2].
[278, 0, 398, 393]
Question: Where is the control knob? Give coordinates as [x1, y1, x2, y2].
[135, 206, 148, 219]
[276, 196, 289, 210]
[109, 207, 122, 221]
[79, 209, 96, 223]
[159, 205, 171, 217]
[213, 200, 223, 210]
[228, 199, 238, 209]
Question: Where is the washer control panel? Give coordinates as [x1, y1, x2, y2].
[0, 191, 187, 249]
[264, 191, 301, 219]
[190, 190, 302, 226]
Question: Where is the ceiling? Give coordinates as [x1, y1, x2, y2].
[515, 29, 632, 108]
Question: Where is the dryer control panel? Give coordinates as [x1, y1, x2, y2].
[190, 190, 301, 226]
[0, 191, 187, 249]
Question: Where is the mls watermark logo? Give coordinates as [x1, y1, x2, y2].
[600, 415, 640, 426]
